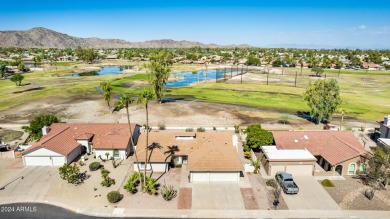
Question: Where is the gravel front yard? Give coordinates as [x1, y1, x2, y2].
[321, 176, 390, 210]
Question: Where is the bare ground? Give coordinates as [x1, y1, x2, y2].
[0, 95, 321, 130]
[322, 176, 390, 211]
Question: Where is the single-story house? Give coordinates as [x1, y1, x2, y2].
[134, 131, 243, 182]
[22, 123, 140, 166]
[270, 131, 368, 176]
[260, 146, 317, 176]
[377, 115, 390, 139]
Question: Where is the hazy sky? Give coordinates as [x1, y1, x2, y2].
[1, 0, 390, 49]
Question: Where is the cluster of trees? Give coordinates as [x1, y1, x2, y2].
[75, 46, 97, 63]
[1, 47, 389, 68]
[22, 114, 59, 140]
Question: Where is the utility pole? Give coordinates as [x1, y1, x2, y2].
[267, 69, 269, 85]
[295, 71, 297, 87]
[325, 74, 327, 80]
[282, 65, 284, 75]
[338, 68, 341, 77]
[231, 65, 233, 78]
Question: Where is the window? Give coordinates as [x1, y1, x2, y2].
[359, 164, 367, 173]
[348, 163, 356, 175]
[113, 149, 119, 157]
[140, 163, 145, 169]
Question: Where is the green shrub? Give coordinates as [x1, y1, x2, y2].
[266, 179, 277, 188]
[243, 144, 251, 152]
[89, 162, 101, 171]
[321, 179, 335, 187]
[244, 151, 252, 159]
[158, 122, 166, 130]
[279, 114, 290, 124]
[360, 125, 366, 132]
[234, 124, 240, 134]
[175, 164, 182, 168]
[185, 128, 194, 132]
[101, 169, 115, 187]
[107, 191, 122, 203]
[161, 181, 177, 201]
[346, 126, 353, 131]
[197, 127, 205, 132]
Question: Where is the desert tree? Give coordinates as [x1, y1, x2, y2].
[10, 73, 25, 86]
[145, 50, 173, 103]
[304, 78, 341, 124]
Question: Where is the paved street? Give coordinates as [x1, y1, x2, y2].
[281, 176, 340, 210]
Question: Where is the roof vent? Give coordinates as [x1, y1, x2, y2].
[304, 135, 309, 140]
[294, 139, 298, 143]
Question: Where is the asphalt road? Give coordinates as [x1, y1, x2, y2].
[0, 203, 96, 219]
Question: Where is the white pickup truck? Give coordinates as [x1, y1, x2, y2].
[275, 172, 299, 194]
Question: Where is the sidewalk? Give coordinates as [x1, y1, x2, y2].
[1, 196, 390, 218]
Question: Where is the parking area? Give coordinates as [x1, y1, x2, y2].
[281, 175, 340, 210]
[192, 183, 245, 209]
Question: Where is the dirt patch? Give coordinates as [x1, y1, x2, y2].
[0, 95, 318, 130]
[322, 176, 390, 210]
[178, 188, 192, 209]
[240, 188, 259, 209]
[0, 130, 24, 142]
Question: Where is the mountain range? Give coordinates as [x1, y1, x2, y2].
[0, 27, 251, 49]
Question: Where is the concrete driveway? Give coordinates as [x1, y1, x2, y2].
[0, 166, 58, 197]
[281, 176, 340, 210]
[192, 183, 245, 209]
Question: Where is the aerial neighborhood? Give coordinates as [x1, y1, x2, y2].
[1, 3, 390, 218]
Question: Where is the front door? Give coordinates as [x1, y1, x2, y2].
[335, 165, 343, 175]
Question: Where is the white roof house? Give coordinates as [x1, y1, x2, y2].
[262, 146, 316, 161]
[261, 145, 317, 176]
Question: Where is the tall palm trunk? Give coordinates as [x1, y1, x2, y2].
[126, 106, 141, 175]
[143, 103, 149, 186]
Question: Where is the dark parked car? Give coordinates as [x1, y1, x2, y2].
[275, 172, 299, 194]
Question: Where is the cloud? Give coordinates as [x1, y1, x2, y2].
[358, 25, 367, 30]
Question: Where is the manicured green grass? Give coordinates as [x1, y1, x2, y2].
[1, 61, 389, 123]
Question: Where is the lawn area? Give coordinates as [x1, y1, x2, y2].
[0, 61, 389, 123]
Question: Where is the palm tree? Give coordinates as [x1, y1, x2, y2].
[299, 58, 304, 76]
[137, 88, 154, 187]
[338, 109, 346, 131]
[251, 158, 261, 174]
[114, 94, 141, 174]
[100, 82, 113, 107]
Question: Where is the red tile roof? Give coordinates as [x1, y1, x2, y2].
[136, 131, 243, 171]
[272, 131, 367, 166]
[23, 123, 138, 156]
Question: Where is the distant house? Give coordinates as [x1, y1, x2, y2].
[362, 62, 385, 70]
[378, 115, 390, 139]
[58, 55, 73, 61]
[22, 123, 140, 166]
[181, 60, 193, 64]
[377, 115, 390, 149]
[134, 131, 243, 182]
[269, 131, 368, 176]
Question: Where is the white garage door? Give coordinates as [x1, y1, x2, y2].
[286, 165, 313, 175]
[192, 172, 209, 182]
[270, 165, 286, 176]
[25, 156, 52, 166]
[209, 172, 238, 182]
[52, 157, 66, 166]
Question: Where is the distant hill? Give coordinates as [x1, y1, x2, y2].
[0, 27, 252, 49]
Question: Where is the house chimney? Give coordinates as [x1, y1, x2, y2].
[384, 115, 390, 126]
[42, 126, 50, 136]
